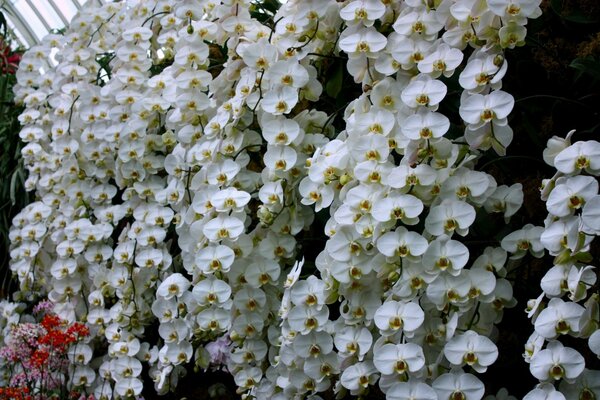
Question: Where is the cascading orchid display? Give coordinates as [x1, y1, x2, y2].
[1, 0, 598, 399]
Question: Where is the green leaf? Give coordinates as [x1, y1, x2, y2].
[574, 251, 594, 263]
[570, 57, 600, 82]
[0, 11, 7, 38]
[0, 75, 8, 104]
[325, 63, 343, 99]
[194, 346, 210, 372]
[250, 10, 271, 23]
[262, 0, 282, 13]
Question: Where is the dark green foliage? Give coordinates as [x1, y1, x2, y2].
[0, 45, 28, 298]
[479, 1, 600, 396]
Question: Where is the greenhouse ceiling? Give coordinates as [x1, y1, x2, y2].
[1, 0, 106, 48]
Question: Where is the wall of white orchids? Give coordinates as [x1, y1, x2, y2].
[1, 0, 599, 399]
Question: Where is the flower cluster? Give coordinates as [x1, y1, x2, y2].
[0, 36, 22, 74]
[3, 0, 562, 398]
[0, 303, 89, 399]
[511, 132, 600, 399]
[269, 0, 538, 395]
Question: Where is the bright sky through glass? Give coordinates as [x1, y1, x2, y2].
[2, 0, 103, 48]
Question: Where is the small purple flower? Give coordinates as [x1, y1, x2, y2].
[33, 300, 54, 315]
[205, 335, 231, 369]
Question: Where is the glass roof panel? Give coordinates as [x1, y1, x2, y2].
[30, 0, 65, 31]
[13, 0, 49, 41]
[4, 17, 31, 48]
[54, 0, 78, 21]
[2, 0, 107, 48]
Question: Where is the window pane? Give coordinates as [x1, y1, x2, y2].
[52, 0, 78, 21]
[13, 0, 49, 41]
[31, 0, 66, 31]
[4, 18, 31, 48]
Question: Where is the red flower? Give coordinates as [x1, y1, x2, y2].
[30, 349, 50, 369]
[0, 386, 29, 400]
[66, 322, 90, 339]
[0, 39, 22, 74]
[40, 314, 62, 331]
[0, 306, 91, 399]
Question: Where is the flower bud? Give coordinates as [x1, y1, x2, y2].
[339, 174, 352, 186]
[553, 250, 572, 266]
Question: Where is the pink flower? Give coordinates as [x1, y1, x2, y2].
[32, 300, 54, 315]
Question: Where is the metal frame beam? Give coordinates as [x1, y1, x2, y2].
[24, 0, 52, 32]
[2, 1, 38, 45]
[46, 0, 70, 26]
